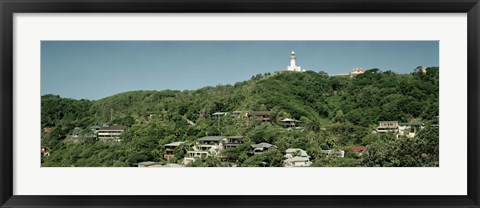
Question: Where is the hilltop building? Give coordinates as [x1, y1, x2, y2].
[414, 66, 428, 73]
[286, 51, 305, 72]
[335, 67, 366, 77]
[350, 68, 365, 77]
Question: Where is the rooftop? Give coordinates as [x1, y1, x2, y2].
[251, 143, 276, 149]
[281, 118, 301, 122]
[198, 136, 226, 142]
[286, 148, 309, 157]
[99, 125, 127, 131]
[212, 112, 229, 116]
[226, 136, 244, 139]
[164, 141, 185, 147]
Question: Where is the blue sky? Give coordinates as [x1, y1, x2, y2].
[41, 41, 439, 100]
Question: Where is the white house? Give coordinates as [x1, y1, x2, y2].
[284, 148, 312, 167]
[183, 151, 210, 165]
[398, 122, 424, 138]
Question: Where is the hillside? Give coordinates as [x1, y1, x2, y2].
[41, 68, 439, 167]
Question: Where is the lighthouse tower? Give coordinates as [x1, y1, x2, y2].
[286, 51, 303, 72]
[290, 51, 296, 67]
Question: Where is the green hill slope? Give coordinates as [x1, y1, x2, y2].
[41, 67, 439, 167]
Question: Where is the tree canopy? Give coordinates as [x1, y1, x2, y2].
[41, 67, 439, 167]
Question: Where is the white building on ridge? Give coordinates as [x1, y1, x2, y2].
[286, 51, 305, 72]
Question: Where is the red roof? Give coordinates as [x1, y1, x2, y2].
[43, 127, 52, 133]
[349, 146, 368, 151]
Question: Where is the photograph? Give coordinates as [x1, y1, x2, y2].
[40, 40, 439, 167]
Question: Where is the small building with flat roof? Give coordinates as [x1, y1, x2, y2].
[281, 118, 301, 128]
[97, 125, 127, 142]
[376, 121, 399, 133]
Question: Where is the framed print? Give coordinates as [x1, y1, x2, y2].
[1, 0, 479, 207]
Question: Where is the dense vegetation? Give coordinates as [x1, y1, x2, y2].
[41, 67, 439, 167]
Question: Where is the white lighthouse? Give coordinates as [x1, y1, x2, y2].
[286, 51, 304, 72]
[290, 51, 296, 67]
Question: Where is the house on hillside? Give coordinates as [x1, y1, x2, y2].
[183, 151, 210, 165]
[281, 118, 302, 129]
[398, 122, 424, 138]
[284, 148, 312, 167]
[348, 146, 368, 156]
[246, 111, 273, 122]
[163, 141, 185, 161]
[97, 124, 127, 142]
[212, 112, 229, 118]
[376, 121, 399, 133]
[250, 143, 277, 154]
[195, 136, 226, 154]
[223, 136, 244, 149]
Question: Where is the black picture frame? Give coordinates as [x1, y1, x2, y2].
[1, 0, 479, 207]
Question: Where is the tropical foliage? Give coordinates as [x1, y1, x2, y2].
[41, 67, 439, 167]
